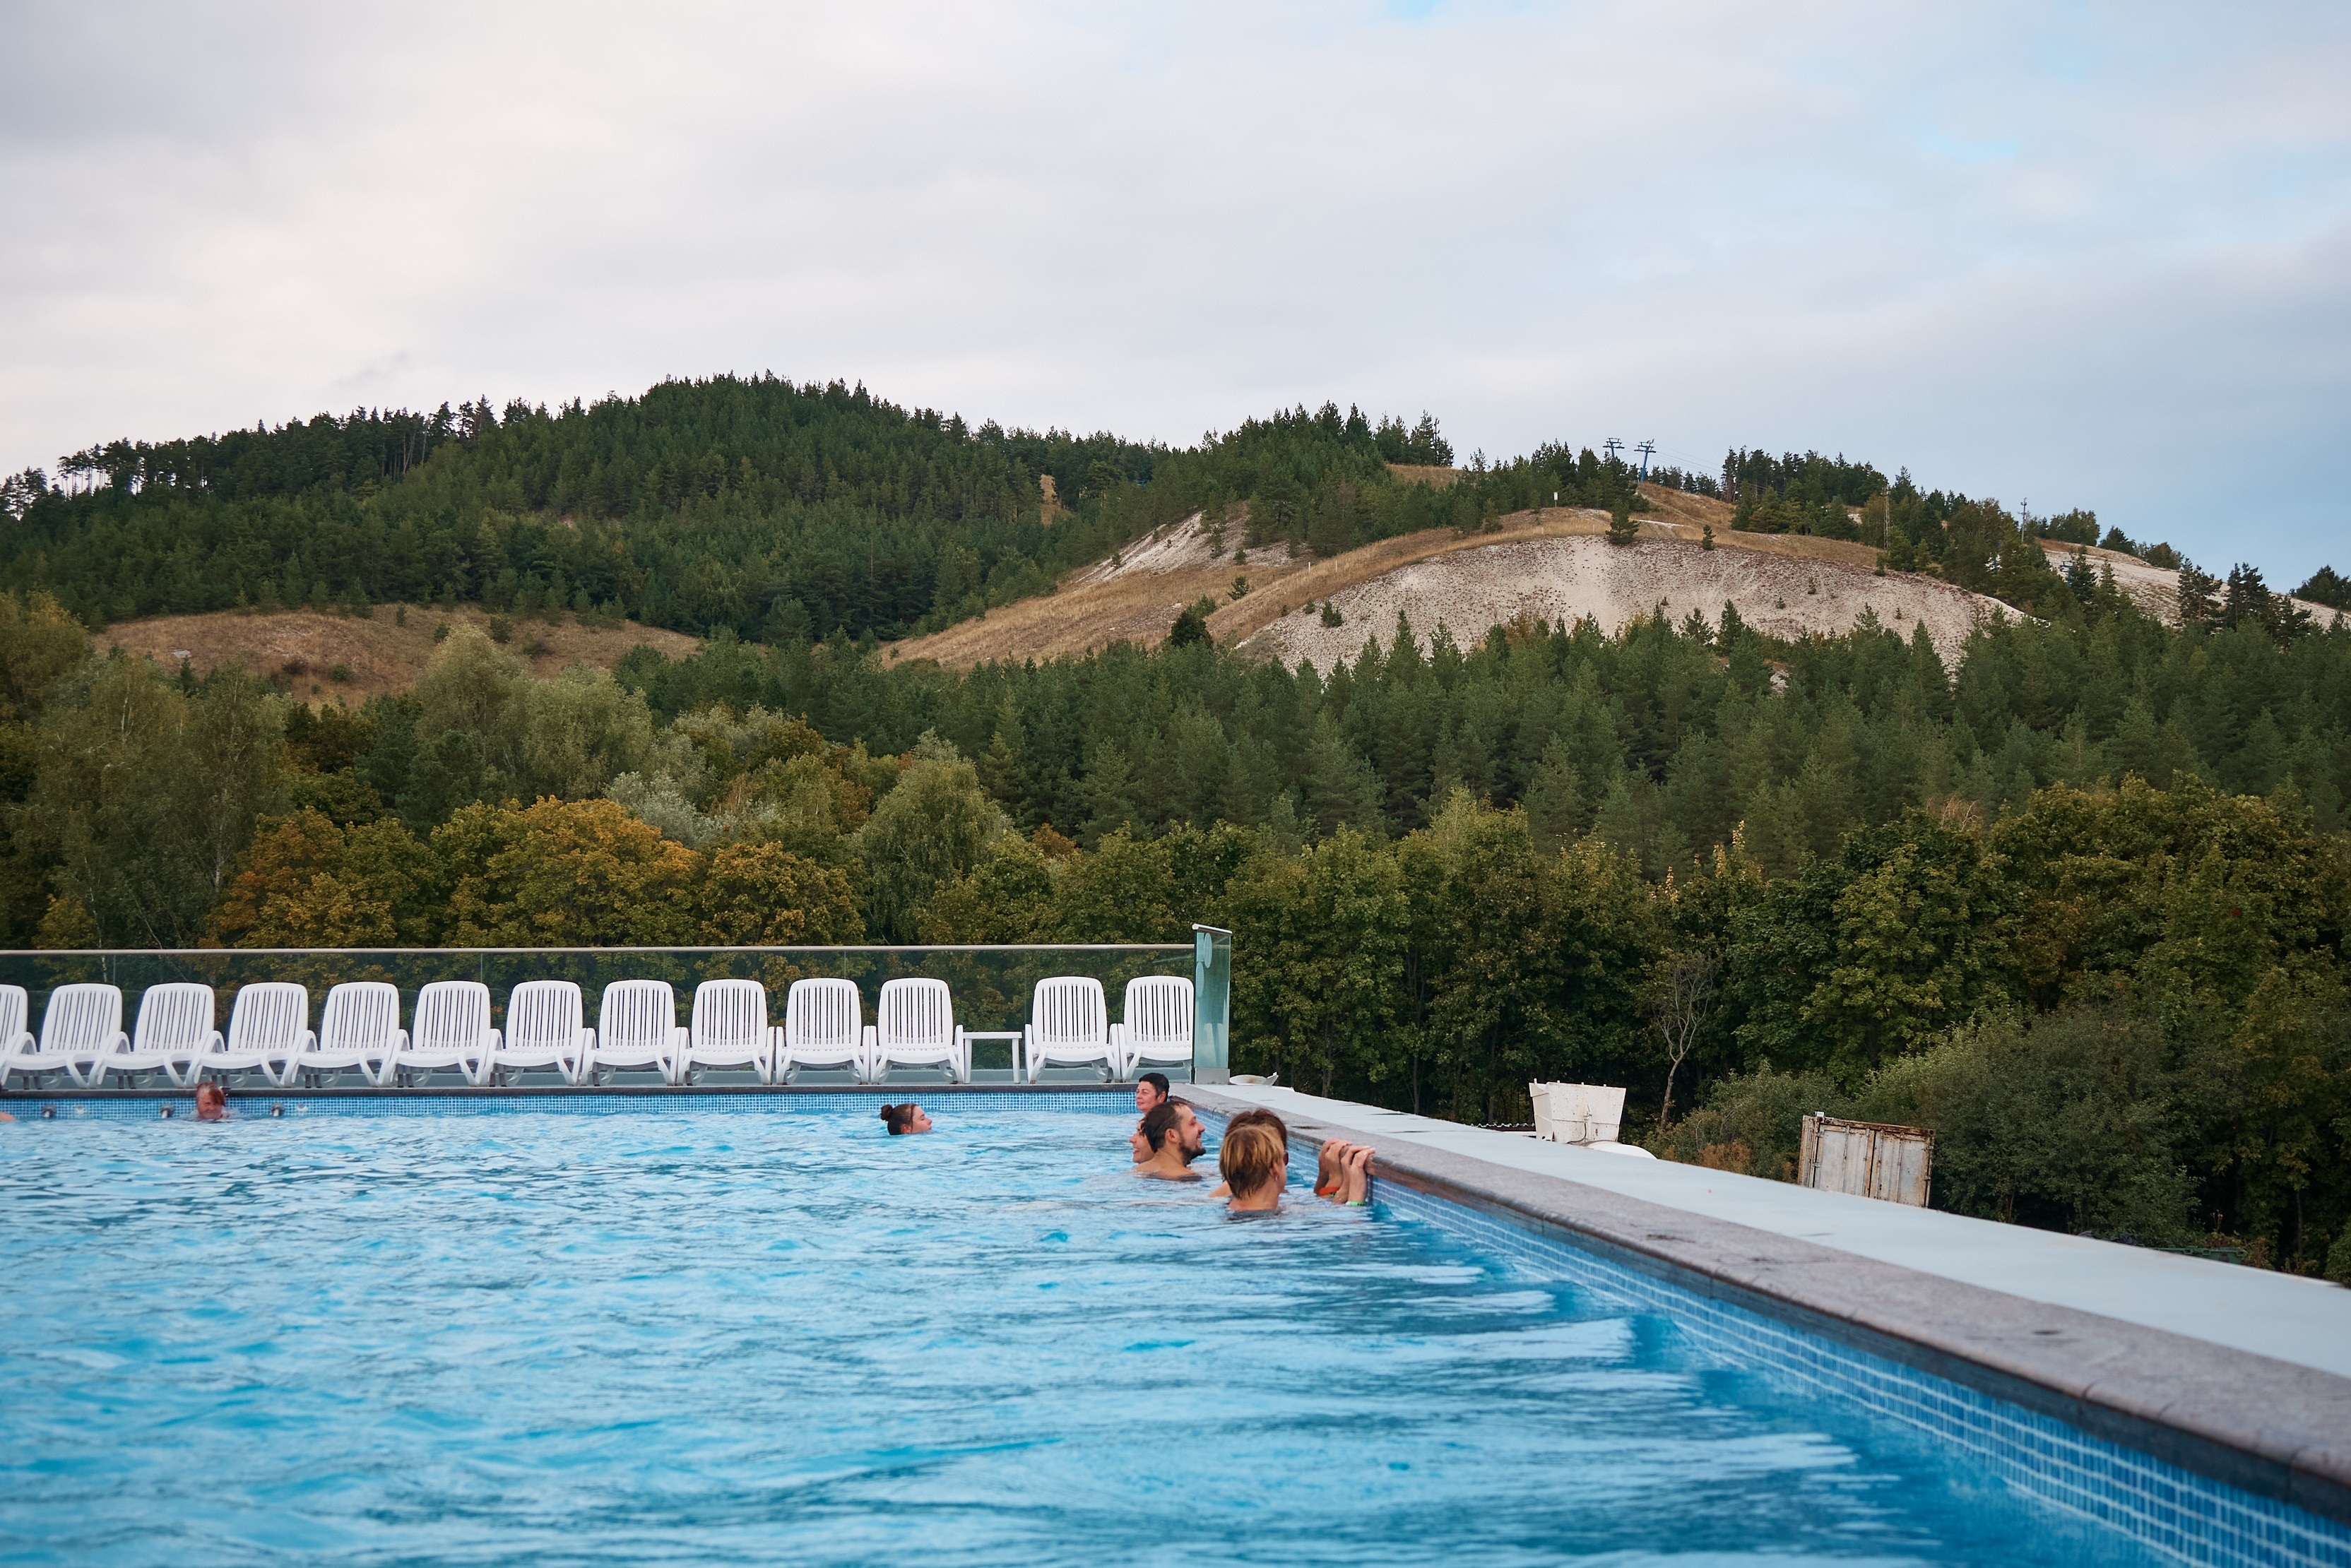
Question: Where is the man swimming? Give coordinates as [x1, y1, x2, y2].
[1131, 1100, 1205, 1181]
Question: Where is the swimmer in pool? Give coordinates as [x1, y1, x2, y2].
[1207, 1106, 1288, 1197]
[1131, 1101, 1205, 1181]
[1134, 1072, 1171, 1113]
[194, 1082, 228, 1122]
[878, 1103, 933, 1135]
[1130, 1093, 1205, 1165]
[1218, 1118, 1290, 1212]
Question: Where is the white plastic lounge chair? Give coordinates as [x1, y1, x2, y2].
[493, 980, 593, 1085]
[870, 978, 966, 1082]
[683, 978, 776, 1083]
[0, 986, 36, 1086]
[1115, 975, 1193, 1079]
[0, 984, 129, 1088]
[1024, 976, 1116, 1081]
[287, 981, 407, 1086]
[778, 978, 867, 1082]
[90, 983, 220, 1087]
[591, 979, 686, 1084]
[201, 982, 312, 1087]
[391, 981, 498, 1086]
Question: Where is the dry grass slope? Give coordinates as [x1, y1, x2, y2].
[102, 606, 701, 703]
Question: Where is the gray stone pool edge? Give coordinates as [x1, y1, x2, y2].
[1178, 1082, 2351, 1533]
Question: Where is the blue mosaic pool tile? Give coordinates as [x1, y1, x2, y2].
[7, 1089, 1135, 1121]
[1370, 1175, 2351, 1568]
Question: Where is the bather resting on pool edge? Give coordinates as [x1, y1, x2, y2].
[1131, 1101, 1204, 1181]
[879, 1102, 933, 1135]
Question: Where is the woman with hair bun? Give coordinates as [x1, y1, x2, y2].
[878, 1103, 933, 1136]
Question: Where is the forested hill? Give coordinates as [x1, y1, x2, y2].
[23, 372, 2335, 648]
[0, 377, 1454, 643]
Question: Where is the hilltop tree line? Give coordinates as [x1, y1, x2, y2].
[1, 380, 1478, 646]
[4, 565, 2349, 1276]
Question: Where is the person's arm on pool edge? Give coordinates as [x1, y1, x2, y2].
[1330, 1142, 1373, 1205]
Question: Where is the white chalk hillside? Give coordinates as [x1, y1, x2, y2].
[2033, 541, 2342, 629]
[1243, 534, 2012, 665]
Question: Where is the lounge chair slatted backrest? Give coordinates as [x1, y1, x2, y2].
[873, 978, 964, 1082]
[301, 981, 408, 1087]
[781, 978, 866, 1082]
[396, 981, 498, 1086]
[218, 982, 313, 1087]
[497, 980, 591, 1085]
[100, 983, 220, 1088]
[685, 979, 776, 1084]
[32, 984, 130, 1088]
[595, 980, 685, 1085]
[0, 985, 35, 1086]
[1025, 976, 1114, 1081]
[1118, 975, 1193, 1078]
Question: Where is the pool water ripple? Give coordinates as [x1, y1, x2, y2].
[1, 1110, 2157, 1566]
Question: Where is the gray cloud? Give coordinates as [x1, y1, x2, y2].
[3, 0, 2345, 579]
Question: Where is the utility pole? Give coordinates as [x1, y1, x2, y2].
[1603, 437, 1623, 464]
[1635, 440, 1656, 479]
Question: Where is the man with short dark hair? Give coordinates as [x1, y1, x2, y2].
[1132, 1100, 1204, 1181]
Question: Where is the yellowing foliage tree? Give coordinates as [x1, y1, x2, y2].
[439, 797, 701, 947]
[698, 841, 862, 945]
[205, 809, 444, 947]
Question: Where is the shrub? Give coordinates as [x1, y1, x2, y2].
[1859, 1009, 2194, 1242]
[1650, 1065, 1849, 1180]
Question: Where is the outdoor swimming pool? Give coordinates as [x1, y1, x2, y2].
[0, 1099, 2261, 1564]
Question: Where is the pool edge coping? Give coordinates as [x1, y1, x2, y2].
[1178, 1083, 2351, 1531]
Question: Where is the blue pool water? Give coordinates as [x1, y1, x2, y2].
[2, 1105, 2165, 1565]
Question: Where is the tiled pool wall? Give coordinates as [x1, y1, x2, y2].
[0, 1088, 1138, 1120]
[1174, 1103, 2351, 1568]
[1371, 1177, 2351, 1568]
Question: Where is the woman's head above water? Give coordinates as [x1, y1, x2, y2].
[1218, 1117, 1289, 1211]
[879, 1103, 933, 1136]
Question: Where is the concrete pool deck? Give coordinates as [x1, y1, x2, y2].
[1186, 1081, 2351, 1528]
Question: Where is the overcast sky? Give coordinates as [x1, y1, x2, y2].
[4, 1, 2345, 582]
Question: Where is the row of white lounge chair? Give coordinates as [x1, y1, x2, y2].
[0, 973, 1195, 1088]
